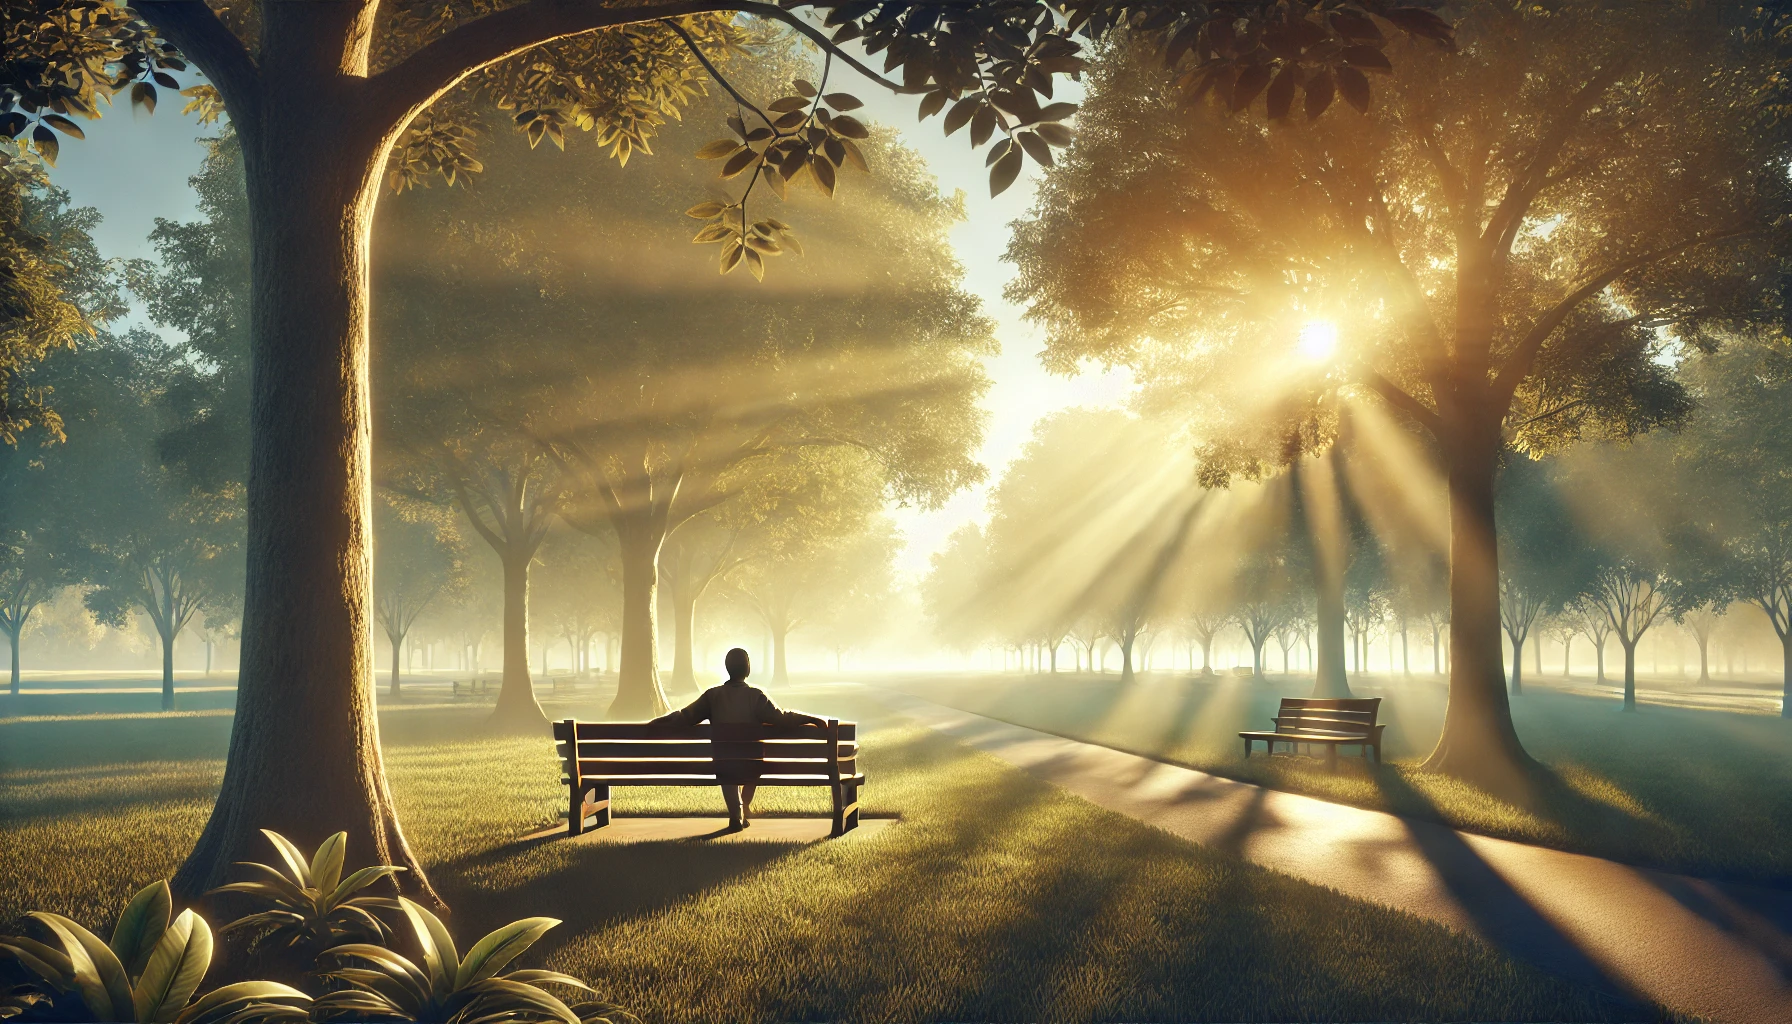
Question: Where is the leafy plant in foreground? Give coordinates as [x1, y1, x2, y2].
[212, 829, 403, 951]
[314, 898, 634, 1024]
[0, 881, 310, 1023]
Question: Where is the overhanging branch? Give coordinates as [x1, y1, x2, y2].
[135, 1, 261, 122]
[1363, 372, 1442, 436]
[372, 0, 914, 131]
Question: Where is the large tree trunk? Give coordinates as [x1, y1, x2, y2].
[170, 52, 430, 899]
[1312, 555, 1351, 697]
[1421, 413, 1538, 789]
[1118, 634, 1135, 684]
[611, 516, 669, 719]
[491, 555, 547, 730]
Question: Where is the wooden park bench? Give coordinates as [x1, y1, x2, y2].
[1239, 697, 1384, 769]
[552, 718, 865, 836]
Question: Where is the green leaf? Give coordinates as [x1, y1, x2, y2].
[33, 913, 130, 1020]
[0, 937, 74, 988]
[327, 864, 403, 905]
[823, 93, 863, 111]
[503, 970, 592, 991]
[990, 145, 1024, 197]
[398, 898, 457, 995]
[720, 242, 744, 275]
[260, 831, 311, 887]
[792, 79, 817, 97]
[1016, 131, 1053, 167]
[173, 982, 310, 1024]
[130, 82, 157, 115]
[943, 97, 979, 136]
[1336, 65, 1371, 113]
[829, 116, 868, 140]
[767, 96, 809, 113]
[111, 881, 172, 981]
[308, 833, 346, 895]
[691, 223, 733, 244]
[684, 201, 726, 220]
[134, 909, 212, 1024]
[970, 106, 997, 147]
[1035, 102, 1078, 123]
[1341, 45, 1393, 73]
[1266, 65, 1298, 121]
[41, 114, 84, 140]
[1232, 64, 1273, 112]
[455, 918, 559, 989]
[1035, 122, 1072, 147]
[1305, 68, 1335, 119]
[720, 148, 757, 180]
[30, 126, 57, 167]
[694, 139, 739, 160]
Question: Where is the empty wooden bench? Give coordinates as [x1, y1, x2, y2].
[1239, 697, 1384, 768]
[553, 718, 865, 836]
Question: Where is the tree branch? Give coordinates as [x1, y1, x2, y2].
[372, 0, 913, 132]
[136, 2, 260, 122]
[1490, 226, 1754, 408]
[1362, 371, 1442, 436]
[1481, 65, 1624, 258]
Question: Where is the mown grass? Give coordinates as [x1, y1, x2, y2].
[1, 689, 1669, 1021]
[896, 671, 1792, 884]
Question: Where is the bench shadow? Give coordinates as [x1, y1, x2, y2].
[431, 824, 811, 943]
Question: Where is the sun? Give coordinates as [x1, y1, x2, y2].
[1297, 320, 1339, 362]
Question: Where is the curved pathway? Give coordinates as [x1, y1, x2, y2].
[876, 689, 1792, 1024]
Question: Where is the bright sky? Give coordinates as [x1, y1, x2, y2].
[44, 53, 1133, 584]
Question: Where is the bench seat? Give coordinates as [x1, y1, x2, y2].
[553, 718, 864, 836]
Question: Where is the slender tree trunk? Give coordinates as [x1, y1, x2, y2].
[1697, 634, 1710, 684]
[772, 624, 789, 684]
[668, 586, 698, 694]
[1508, 629, 1523, 695]
[1401, 622, 1410, 675]
[6, 624, 19, 695]
[1596, 637, 1606, 682]
[611, 516, 669, 719]
[161, 627, 175, 711]
[1622, 638, 1638, 711]
[1431, 624, 1441, 675]
[1119, 634, 1135, 684]
[1532, 632, 1542, 677]
[1422, 412, 1537, 787]
[169, 52, 430, 898]
[1202, 635, 1214, 676]
[1780, 630, 1790, 719]
[205, 640, 213, 676]
[490, 555, 546, 729]
[1049, 643, 1057, 673]
[389, 630, 402, 698]
[1563, 636, 1572, 678]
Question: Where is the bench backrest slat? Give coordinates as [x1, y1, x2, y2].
[1272, 697, 1380, 737]
[554, 721, 855, 742]
[554, 718, 855, 781]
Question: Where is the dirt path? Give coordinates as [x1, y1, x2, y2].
[878, 689, 1792, 1024]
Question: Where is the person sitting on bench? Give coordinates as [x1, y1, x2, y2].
[648, 647, 826, 830]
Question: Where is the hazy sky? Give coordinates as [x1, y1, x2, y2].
[44, 51, 1133, 582]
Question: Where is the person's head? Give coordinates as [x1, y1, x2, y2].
[725, 648, 751, 681]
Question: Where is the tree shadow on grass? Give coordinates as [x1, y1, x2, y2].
[1370, 766, 1652, 1010]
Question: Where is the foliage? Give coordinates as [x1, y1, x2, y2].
[211, 830, 404, 953]
[0, 880, 310, 1024]
[314, 898, 631, 1024]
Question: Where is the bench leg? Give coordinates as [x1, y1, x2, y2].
[568, 783, 610, 836]
[831, 782, 846, 837]
[1243, 737, 1253, 759]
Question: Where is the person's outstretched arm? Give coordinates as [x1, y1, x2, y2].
[753, 690, 826, 728]
[650, 690, 711, 727]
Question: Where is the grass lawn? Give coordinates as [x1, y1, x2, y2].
[1, 685, 1673, 1021]
[893, 671, 1792, 884]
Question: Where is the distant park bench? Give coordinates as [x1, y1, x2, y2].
[1239, 697, 1384, 768]
[450, 677, 496, 696]
[552, 718, 865, 836]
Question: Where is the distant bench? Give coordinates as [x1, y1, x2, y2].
[1240, 697, 1384, 768]
[552, 718, 865, 836]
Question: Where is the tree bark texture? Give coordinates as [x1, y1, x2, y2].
[612, 517, 669, 719]
[167, 9, 430, 898]
[7, 626, 19, 695]
[1621, 639, 1639, 711]
[1420, 411, 1538, 789]
[491, 555, 547, 729]
[162, 629, 176, 711]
